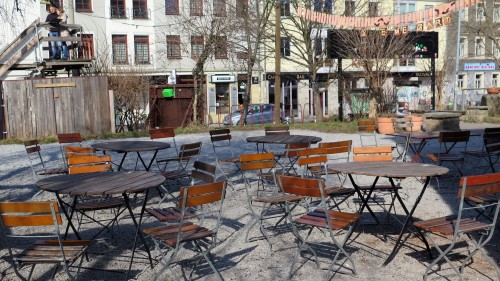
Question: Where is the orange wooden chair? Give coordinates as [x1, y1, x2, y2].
[57, 133, 84, 167]
[149, 128, 178, 169]
[0, 201, 91, 280]
[414, 173, 500, 281]
[357, 120, 378, 146]
[278, 176, 360, 279]
[209, 128, 241, 187]
[144, 181, 227, 281]
[24, 140, 67, 178]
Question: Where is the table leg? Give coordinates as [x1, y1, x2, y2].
[348, 174, 380, 224]
[56, 194, 82, 240]
[383, 176, 431, 266]
[145, 150, 159, 171]
[124, 191, 153, 280]
[135, 152, 149, 171]
[411, 139, 428, 163]
[117, 152, 128, 171]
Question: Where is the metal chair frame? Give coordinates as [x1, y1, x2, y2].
[149, 128, 178, 170]
[278, 175, 361, 279]
[144, 181, 227, 281]
[209, 128, 241, 188]
[414, 173, 500, 281]
[57, 133, 84, 167]
[357, 120, 378, 147]
[0, 201, 90, 281]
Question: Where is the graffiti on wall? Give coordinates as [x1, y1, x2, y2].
[396, 83, 432, 112]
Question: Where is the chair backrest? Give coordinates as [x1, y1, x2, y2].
[24, 139, 43, 161]
[209, 128, 234, 157]
[438, 131, 470, 154]
[392, 117, 413, 133]
[352, 146, 393, 162]
[319, 140, 352, 162]
[484, 127, 500, 139]
[191, 161, 217, 185]
[178, 142, 202, 159]
[150, 128, 178, 154]
[457, 173, 500, 231]
[67, 154, 112, 174]
[65, 146, 93, 155]
[239, 152, 276, 171]
[295, 147, 328, 177]
[265, 125, 290, 136]
[485, 137, 500, 173]
[0, 201, 62, 227]
[284, 142, 311, 158]
[57, 133, 83, 144]
[357, 120, 378, 146]
[178, 180, 226, 209]
[278, 175, 327, 199]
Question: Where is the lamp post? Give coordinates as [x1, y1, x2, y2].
[274, 2, 281, 124]
[453, 1, 462, 111]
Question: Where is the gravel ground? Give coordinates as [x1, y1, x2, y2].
[0, 123, 499, 281]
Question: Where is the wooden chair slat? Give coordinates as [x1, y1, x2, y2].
[240, 152, 274, 162]
[149, 128, 175, 139]
[1, 214, 62, 227]
[57, 133, 83, 144]
[0, 201, 59, 213]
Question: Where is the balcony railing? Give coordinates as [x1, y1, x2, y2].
[132, 8, 150, 19]
[110, 7, 127, 19]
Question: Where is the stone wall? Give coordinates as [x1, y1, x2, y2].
[481, 94, 500, 116]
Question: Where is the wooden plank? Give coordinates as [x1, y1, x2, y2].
[34, 82, 76, 88]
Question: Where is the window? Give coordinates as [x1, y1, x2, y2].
[476, 3, 485, 21]
[368, 1, 379, 17]
[166, 35, 181, 59]
[314, 0, 333, 13]
[75, 0, 92, 12]
[165, 0, 179, 14]
[133, 0, 148, 19]
[191, 36, 204, 58]
[459, 37, 466, 57]
[495, 4, 500, 22]
[460, 6, 468, 21]
[314, 38, 322, 61]
[190, 0, 203, 16]
[475, 37, 484, 56]
[280, 0, 290, 16]
[213, 0, 226, 16]
[79, 34, 94, 59]
[112, 35, 128, 64]
[214, 36, 227, 59]
[236, 0, 248, 16]
[424, 5, 433, 21]
[475, 73, 483, 88]
[494, 38, 500, 57]
[458, 74, 464, 89]
[399, 58, 415, 67]
[134, 36, 149, 64]
[280, 37, 291, 57]
[110, 0, 126, 19]
[344, 0, 355, 16]
[493, 73, 499, 87]
[399, 2, 416, 30]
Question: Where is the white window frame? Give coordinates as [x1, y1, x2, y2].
[494, 3, 500, 22]
[368, 1, 379, 17]
[476, 3, 485, 21]
[459, 37, 467, 57]
[475, 73, 483, 89]
[493, 38, 500, 58]
[475, 37, 484, 56]
[493, 73, 499, 87]
[458, 74, 465, 89]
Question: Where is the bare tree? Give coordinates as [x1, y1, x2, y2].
[333, 29, 414, 115]
[226, 0, 275, 125]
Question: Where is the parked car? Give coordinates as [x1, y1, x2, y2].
[223, 104, 286, 126]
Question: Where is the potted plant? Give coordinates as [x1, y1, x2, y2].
[487, 87, 500, 94]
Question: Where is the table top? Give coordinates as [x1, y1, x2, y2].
[36, 171, 165, 196]
[91, 141, 170, 152]
[246, 135, 322, 144]
[390, 130, 480, 140]
[327, 162, 449, 178]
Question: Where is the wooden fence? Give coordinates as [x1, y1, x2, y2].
[1, 76, 112, 139]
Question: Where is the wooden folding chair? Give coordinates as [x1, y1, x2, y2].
[265, 125, 290, 136]
[295, 147, 355, 210]
[320, 140, 352, 185]
[239, 152, 304, 250]
[147, 160, 217, 218]
[484, 136, 500, 173]
[0, 201, 91, 281]
[157, 142, 203, 197]
[149, 128, 178, 169]
[278, 142, 311, 174]
[209, 129, 241, 187]
[144, 181, 227, 281]
[414, 173, 500, 281]
[357, 120, 378, 147]
[278, 176, 360, 279]
[24, 140, 67, 178]
[66, 154, 125, 240]
[352, 146, 403, 226]
[57, 133, 84, 167]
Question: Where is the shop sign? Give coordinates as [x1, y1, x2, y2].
[464, 62, 496, 71]
[210, 75, 236, 83]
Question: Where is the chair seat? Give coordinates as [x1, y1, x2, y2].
[465, 194, 500, 204]
[464, 149, 489, 157]
[219, 156, 239, 163]
[77, 197, 125, 211]
[295, 209, 361, 230]
[38, 168, 68, 176]
[146, 207, 196, 222]
[144, 222, 214, 247]
[414, 215, 490, 236]
[16, 239, 91, 264]
[253, 194, 305, 204]
[427, 153, 463, 162]
[358, 185, 402, 191]
[326, 186, 355, 196]
[161, 170, 190, 181]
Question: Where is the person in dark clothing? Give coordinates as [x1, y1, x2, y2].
[45, 4, 60, 59]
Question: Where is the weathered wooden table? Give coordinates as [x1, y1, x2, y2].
[327, 161, 449, 265]
[92, 141, 170, 171]
[36, 171, 165, 279]
[246, 135, 322, 152]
